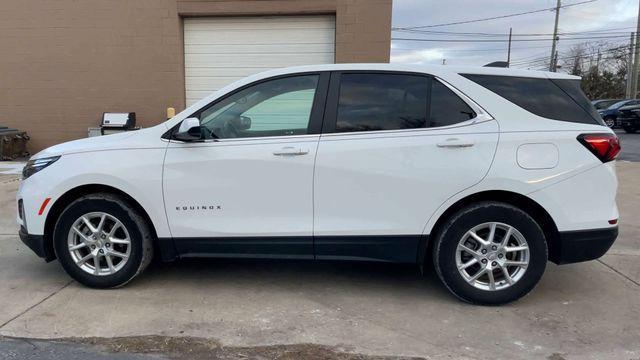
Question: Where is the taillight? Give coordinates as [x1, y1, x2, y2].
[577, 133, 621, 163]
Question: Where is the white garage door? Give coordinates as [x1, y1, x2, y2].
[184, 15, 335, 106]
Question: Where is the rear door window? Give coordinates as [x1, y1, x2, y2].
[335, 73, 428, 132]
[429, 80, 476, 127]
[461, 74, 603, 125]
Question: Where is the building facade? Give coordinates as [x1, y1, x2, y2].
[1, 0, 392, 151]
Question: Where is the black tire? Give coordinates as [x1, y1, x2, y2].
[433, 201, 547, 305]
[623, 125, 637, 133]
[604, 116, 616, 128]
[53, 193, 153, 288]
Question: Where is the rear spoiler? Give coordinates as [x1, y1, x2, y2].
[483, 61, 509, 68]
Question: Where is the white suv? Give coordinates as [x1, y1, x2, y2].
[17, 64, 620, 304]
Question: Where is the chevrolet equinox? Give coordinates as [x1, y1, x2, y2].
[17, 64, 620, 304]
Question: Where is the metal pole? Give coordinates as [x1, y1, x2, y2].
[507, 27, 512, 67]
[549, 0, 561, 72]
[632, 1, 640, 98]
[625, 32, 634, 99]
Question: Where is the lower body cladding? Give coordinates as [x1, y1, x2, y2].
[150, 232, 617, 265]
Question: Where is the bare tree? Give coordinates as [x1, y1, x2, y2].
[561, 42, 629, 99]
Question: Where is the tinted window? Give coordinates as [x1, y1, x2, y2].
[336, 74, 428, 132]
[609, 100, 634, 109]
[462, 74, 603, 125]
[430, 80, 476, 127]
[199, 75, 318, 139]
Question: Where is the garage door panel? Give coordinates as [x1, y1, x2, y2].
[184, 67, 273, 77]
[185, 53, 334, 67]
[185, 43, 335, 54]
[185, 16, 335, 30]
[185, 78, 248, 91]
[185, 30, 334, 45]
[184, 15, 335, 106]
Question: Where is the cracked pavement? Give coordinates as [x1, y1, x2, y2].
[0, 150, 639, 359]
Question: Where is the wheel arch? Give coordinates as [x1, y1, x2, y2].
[421, 190, 562, 265]
[43, 184, 160, 261]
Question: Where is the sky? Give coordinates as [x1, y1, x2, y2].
[390, 0, 638, 70]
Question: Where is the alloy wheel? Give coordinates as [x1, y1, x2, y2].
[67, 212, 131, 276]
[455, 222, 529, 291]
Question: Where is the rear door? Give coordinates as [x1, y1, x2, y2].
[313, 72, 499, 262]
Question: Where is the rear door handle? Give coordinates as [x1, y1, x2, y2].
[436, 138, 475, 148]
[273, 147, 309, 156]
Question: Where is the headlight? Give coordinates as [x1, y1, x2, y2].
[22, 156, 60, 180]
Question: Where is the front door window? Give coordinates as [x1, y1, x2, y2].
[198, 75, 319, 139]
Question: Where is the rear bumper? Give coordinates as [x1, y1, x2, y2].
[551, 227, 618, 265]
[19, 226, 55, 262]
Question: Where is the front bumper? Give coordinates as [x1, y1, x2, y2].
[551, 227, 618, 265]
[19, 226, 55, 262]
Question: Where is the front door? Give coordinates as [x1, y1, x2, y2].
[163, 73, 328, 258]
[313, 72, 499, 262]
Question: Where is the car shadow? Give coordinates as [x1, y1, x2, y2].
[137, 257, 457, 303]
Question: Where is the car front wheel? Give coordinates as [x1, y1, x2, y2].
[53, 193, 153, 288]
[433, 202, 547, 305]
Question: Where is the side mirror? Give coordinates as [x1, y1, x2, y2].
[238, 116, 252, 130]
[173, 117, 202, 142]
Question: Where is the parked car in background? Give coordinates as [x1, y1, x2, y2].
[618, 104, 640, 133]
[591, 99, 623, 111]
[599, 99, 640, 128]
[17, 64, 619, 305]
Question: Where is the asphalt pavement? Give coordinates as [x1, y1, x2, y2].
[617, 129, 640, 162]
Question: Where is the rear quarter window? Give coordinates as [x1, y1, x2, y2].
[461, 74, 603, 125]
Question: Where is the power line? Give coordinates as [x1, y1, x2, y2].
[392, 28, 634, 37]
[391, 45, 561, 53]
[392, 34, 630, 43]
[512, 46, 629, 65]
[511, 44, 630, 64]
[393, 0, 597, 30]
[510, 45, 631, 67]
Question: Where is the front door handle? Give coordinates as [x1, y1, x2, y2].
[436, 138, 475, 148]
[273, 147, 309, 156]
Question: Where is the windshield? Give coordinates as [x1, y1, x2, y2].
[593, 100, 619, 110]
[608, 100, 632, 110]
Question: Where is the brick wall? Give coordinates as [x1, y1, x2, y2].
[0, 0, 392, 152]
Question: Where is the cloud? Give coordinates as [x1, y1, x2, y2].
[391, 0, 638, 69]
[391, 48, 445, 64]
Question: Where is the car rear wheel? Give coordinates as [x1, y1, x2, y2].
[604, 116, 616, 128]
[53, 193, 153, 288]
[623, 125, 637, 133]
[433, 201, 547, 305]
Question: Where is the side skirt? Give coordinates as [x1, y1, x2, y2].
[157, 235, 429, 264]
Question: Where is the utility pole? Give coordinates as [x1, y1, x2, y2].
[627, 32, 635, 98]
[549, 0, 561, 72]
[632, 1, 640, 99]
[507, 27, 513, 67]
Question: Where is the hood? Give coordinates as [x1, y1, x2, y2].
[32, 126, 166, 159]
[599, 108, 618, 116]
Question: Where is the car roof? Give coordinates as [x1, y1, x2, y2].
[251, 63, 581, 80]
